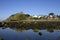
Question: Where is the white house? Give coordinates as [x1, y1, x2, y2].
[32, 15, 38, 18]
[32, 15, 42, 18]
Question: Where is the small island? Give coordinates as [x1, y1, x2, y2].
[5, 11, 60, 21]
[0, 12, 60, 29]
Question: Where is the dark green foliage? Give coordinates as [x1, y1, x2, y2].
[25, 14, 30, 17]
[49, 13, 54, 15]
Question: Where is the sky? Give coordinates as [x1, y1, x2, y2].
[0, 0, 60, 20]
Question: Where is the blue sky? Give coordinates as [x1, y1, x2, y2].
[0, 0, 60, 20]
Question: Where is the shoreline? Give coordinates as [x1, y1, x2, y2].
[0, 20, 60, 22]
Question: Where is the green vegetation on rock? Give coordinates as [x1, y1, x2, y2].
[5, 12, 60, 21]
[6, 12, 30, 21]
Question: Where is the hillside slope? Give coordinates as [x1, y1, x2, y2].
[6, 12, 30, 21]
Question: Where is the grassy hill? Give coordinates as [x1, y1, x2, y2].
[4, 12, 60, 21]
[6, 12, 30, 21]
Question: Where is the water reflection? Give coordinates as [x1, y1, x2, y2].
[0, 27, 60, 40]
[0, 37, 4, 40]
[56, 36, 60, 40]
[38, 32, 42, 36]
[47, 28, 54, 33]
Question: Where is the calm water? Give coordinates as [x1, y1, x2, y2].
[0, 27, 60, 40]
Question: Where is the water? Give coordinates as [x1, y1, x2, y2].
[0, 27, 60, 40]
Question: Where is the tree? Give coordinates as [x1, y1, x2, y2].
[57, 15, 60, 19]
[25, 14, 30, 17]
[49, 13, 54, 15]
